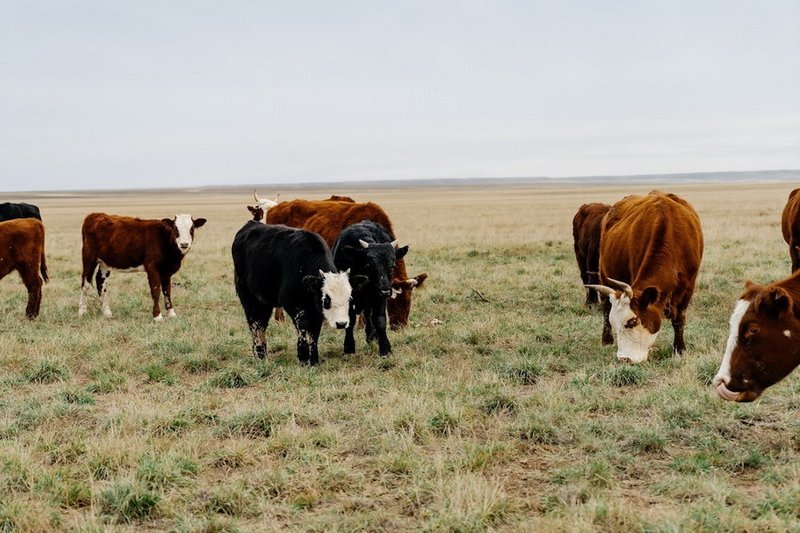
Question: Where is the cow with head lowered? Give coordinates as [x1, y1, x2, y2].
[572, 202, 611, 307]
[0, 202, 42, 222]
[713, 273, 800, 402]
[586, 191, 703, 363]
[232, 221, 366, 365]
[781, 188, 800, 272]
[333, 220, 408, 357]
[79, 213, 207, 320]
[252, 193, 427, 329]
[0, 218, 48, 318]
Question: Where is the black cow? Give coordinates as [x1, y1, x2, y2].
[333, 220, 409, 357]
[0, 202, 42, 222]
[231, 221, 366, 365]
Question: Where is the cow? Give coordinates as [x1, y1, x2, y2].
[585, 191, 703, 363]
[247, 193, 355, 223]
[332, 220, 409, 357]
[0, 202, 42, 222]
[0, 218, 48, 318]
[232, 221, 367, 365]
[572, 202, 611, 306]
[713, 274, 800, 402]
[261, 194, 427, 329]
[78, 213, 207, 320]
[781, 188, 800, 272]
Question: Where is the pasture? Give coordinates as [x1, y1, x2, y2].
[1, 182, 799, 531]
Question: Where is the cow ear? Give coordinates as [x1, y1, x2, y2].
[762, 287, 792, 317]
[350, 275, 369, 291]
[161, 218, 175, 228]
[414, 273, 428, 288]
[394, 245, 409, 260]
[303, 275, 322, 293]
[639, 286, 660, 310]
[247, 206, 257, 215]
[193, 218, 207, 228]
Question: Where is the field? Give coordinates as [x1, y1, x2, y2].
[1, 182, 800, 532]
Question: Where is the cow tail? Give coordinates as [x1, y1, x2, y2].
[40, 250, 49, 283]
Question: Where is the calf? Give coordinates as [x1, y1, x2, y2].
[572, 202, 611, 306]
[586, 191, 703, 362]
[333, 220, 408, 357]
[232, 221, 366, 364]
[714, 274, 800, 402]
[0, 202, 42, 222]
[781, 188, 800, 272]
[79, 213, 206, 320]
[0, 218, 48, 318]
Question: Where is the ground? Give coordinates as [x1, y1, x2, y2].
[1, 182, 799, 531]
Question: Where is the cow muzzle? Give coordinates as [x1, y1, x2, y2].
[335, 321, 348, 329]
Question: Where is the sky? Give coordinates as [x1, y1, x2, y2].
[1, 1, 798, 191]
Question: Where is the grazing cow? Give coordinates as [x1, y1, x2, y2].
[79, 213, 207, 320]
[262, 194, 427, 329]
[232, 221, 366, 364]
[0, 202, 42, 222]
[586, 191, 703, 362]
[713, 274, 800, 402]
[572, 202, 611, 306]
[781, 188, 800, 272]
[333, 220, 409, 357]
[0, 218, 48, 318]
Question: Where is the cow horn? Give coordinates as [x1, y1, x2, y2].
[390, 240, 398, 248]
[359, 239, 370, 249]
[585, 284, 617, 297]
[406, 278, 418, 287]
[606, 278, 633, 299]
[253, 190, 260, 203]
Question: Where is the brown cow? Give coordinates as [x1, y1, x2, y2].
[247, 193, 355, 223]
[586, 191, 703, 362]
[79, 213, 206, 320]
[0, 218, 48, 318]
[258, 194, 427, 329]
[713, 274, 800, 402]
[781, 188, 800, 272]
[572, 202, 611, 306]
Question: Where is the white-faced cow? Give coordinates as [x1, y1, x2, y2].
[79, 213, 207, 320]
[232, 221, 366, 365]
[586, 191, 703, 363]
[713, 275, 800, 402]
[0, 218, 48, 318]
[332, 220, 409, 357]
[0, 202, 42, 222]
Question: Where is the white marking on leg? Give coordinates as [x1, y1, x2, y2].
[153, 314, 164, 322]
[98, 263, 112, 318]
[167, 308, 177, 318]
[713, 299, 749, 386]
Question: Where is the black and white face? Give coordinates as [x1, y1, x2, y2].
[320, 270, 353, 328]
[165, 214, 207, 254]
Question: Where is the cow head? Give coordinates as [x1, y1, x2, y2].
[252, 191, 279, 222]
[713, 282, 800, 402]
[586, 278, 663, 362]
[348, 239, 409, 297]
[387, 273, 428, 329]
[162, 214, 207, 254]
[303, 269, 368, 328]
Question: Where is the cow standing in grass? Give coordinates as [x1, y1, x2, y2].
[333, 220, 408, 357]
[572, 202, 611, 307]
[79, 213, 207, 320]
[586, 191, 703, 363]
[232, 221, 366, 365]
[0, 218, 48, 318]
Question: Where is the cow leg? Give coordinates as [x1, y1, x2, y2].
[96, 263, 112, 318]
[364, 311, 376, 343]
[601, 295, 613, 345]
[161, 275, 176, 318]
[344, 307, 358, 355]
[294, 315, 322, 365]
[672, 303, 689, 357]
[371, 299, 392, 357]
[79, 258, 98, 317]
[235, 279, 271, 359]
[19, 265, 43, 319]
[145, 267, 163, 320]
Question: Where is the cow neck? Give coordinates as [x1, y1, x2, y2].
[158, 225, 185, 266]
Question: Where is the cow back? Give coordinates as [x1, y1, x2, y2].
[781, 188, 800, 245]
[82, 213, 170, 269]
[0, 218, 45, 277]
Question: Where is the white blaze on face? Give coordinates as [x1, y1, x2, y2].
[608, 293, 659, 363]
[174, 214, 195, 254]
[320, 271, 352, 327]
[713, 299, 750, 387]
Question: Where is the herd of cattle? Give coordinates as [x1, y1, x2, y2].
[1, 188, 800, 403]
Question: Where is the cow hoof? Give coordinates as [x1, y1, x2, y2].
[78, 307, 86, 317]
[102, 309, 113, 318]
[167, 309, 177, 318]
[153, 314, 164, 322]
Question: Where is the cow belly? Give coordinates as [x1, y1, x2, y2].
[98, 259, 144, 273]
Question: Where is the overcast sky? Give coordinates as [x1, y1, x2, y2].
[1, 1, 798, 191]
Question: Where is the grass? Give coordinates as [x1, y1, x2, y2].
[1, 183, 799, 530]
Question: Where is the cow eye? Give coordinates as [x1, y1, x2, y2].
[323, 295, 331, 309]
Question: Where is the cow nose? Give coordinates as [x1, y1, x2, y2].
[180, 243, 190, 249]
[380, 289, 391, 296]
[336, 321, 347, 329]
